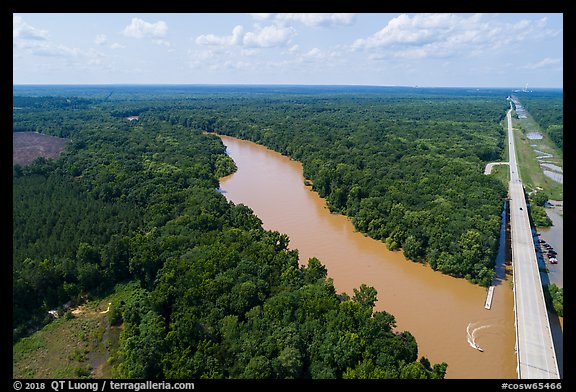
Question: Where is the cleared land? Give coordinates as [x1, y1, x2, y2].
[12, 299, 111, 378]
[13, 132, 67, 166]
[12, 282, 135, 379]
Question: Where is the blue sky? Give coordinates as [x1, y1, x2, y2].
[13, 13, 563, 88]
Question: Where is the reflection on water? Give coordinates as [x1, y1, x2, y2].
[218, 135, 517, 379]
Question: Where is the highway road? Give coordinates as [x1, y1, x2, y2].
[507, 106, 560, 379]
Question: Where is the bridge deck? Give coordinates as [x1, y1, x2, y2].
[507, 107, 559, 379]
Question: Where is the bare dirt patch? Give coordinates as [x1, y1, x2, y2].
[13, 132, 68, 166]
[13, 300, 111, 379]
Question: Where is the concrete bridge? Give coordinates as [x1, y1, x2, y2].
[506, 106, 559, 379]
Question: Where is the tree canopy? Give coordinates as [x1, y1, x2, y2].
[13, 85, 456, 379]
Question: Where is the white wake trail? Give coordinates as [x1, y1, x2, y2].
[467, 322, 491, 351]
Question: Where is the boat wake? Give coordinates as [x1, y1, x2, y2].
[467, 322, 491, 352]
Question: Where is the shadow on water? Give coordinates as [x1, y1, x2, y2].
[547, 310, 563, 378]
[527, 207, 563, 378]
[530, 216, 563, 378]
[496, 199, 563, 378]
[492, 200, 509, 288]
[533, 230, 563, 378]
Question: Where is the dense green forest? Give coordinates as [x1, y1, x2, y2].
[161, 89, 511, 286]
[14, 86, 514, 287]
[13, 86, 458, 379]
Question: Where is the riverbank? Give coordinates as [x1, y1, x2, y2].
[219, 135, 517, 379]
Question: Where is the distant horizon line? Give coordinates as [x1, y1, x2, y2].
[12, 83, 563, 90]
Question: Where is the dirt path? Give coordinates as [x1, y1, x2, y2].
[484, 161, 509, 175]
[100, 303, 112, 314]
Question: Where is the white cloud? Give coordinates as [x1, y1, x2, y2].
[303, 47, 321, 59]
[94, 34, 107, 45]
[188, 48, 254, 72]
[13, 15, 107, 69]
[196, 25, 244, 46]
[352, 13, 559, 60]
[536, 17, 549, 29]
[122, 17, 168, 39]
[353, 14, 476, 50]
[13, 15, 48, 41]
[250, 13, 356, 27]
[13, 15, 51, 55]
[210, 59, 252, 72]
[522, 57, 561, 70]
[153, 39, 172, 48]
[188, 49, 216, 68]
[196, 24, 294, 48]
[249, 13, 274, 21]
[292, 47, 338, 66]
[240, 48, 260, 57]
[243, 25, 295, 48]
[95, 33, 126, 49]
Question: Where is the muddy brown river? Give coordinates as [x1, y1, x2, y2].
[218, 135, 517, 379]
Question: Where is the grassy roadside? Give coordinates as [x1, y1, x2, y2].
[488, 163, 510, 187]
[511, 112, 563, 201]
[13, 281, 138, 379]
